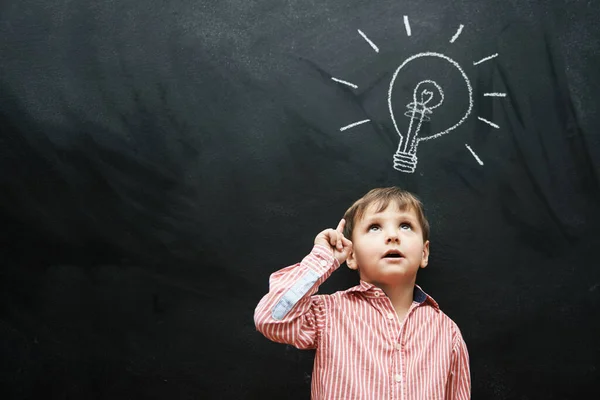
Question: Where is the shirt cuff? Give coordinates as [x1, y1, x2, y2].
[305, 244, 340, 275]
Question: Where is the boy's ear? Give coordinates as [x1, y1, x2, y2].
[346, 249, 358, 270]
[420, 240, 430, 268]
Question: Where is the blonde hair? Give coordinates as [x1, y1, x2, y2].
[342, 187, 430, 241]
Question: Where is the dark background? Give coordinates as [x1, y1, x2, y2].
[1, 0, 599, 398]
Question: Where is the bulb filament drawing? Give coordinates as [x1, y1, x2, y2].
[394, 80, 444, 172]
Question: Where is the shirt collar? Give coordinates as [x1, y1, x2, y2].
[346, 281, 440, 311]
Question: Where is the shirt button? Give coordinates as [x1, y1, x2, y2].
[374, 292, 380, 297]
[387, 313, 394, 320]
[394, 374, 402, 382]
[395, 343, 402, 351]
[320, 260, 328, 267]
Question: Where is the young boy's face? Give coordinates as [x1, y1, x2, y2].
[346, 202, 429, 287]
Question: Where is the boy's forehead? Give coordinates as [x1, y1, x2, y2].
[360, 201, 417, 220]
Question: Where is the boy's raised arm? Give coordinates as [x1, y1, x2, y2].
[254, 219, 352, 349]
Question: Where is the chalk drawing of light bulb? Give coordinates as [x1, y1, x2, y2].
[388, 52, 472, 173]
[334, 20, 504, 172]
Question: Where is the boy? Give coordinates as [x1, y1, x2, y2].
[254, 187, 470, 399]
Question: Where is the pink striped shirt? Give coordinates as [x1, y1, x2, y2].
[255, 245, 470, 400]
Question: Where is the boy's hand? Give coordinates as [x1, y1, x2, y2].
[314, 219, 353, 265]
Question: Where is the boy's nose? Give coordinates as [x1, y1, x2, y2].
[386, 231, 400, 243]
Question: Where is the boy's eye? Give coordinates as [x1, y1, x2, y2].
[400, 223, 412, 230]
[368, 224, 381, 232]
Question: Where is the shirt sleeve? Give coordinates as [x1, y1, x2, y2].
[254, 244, 340, 350]
[445, 325, 471, 400]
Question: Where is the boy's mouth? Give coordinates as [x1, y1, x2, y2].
[382, 249, 404, 259]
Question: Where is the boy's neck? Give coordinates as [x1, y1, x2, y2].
[378, 281, 416, 321]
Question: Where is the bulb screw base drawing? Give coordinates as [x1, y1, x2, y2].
[393, 152, 418, 173]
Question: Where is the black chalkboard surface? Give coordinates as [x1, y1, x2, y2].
[1, 0, 599, 398]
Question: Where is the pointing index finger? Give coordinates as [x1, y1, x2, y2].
[336, 218, 346, 233]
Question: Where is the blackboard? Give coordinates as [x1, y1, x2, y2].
[1, 0, 599, 398]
